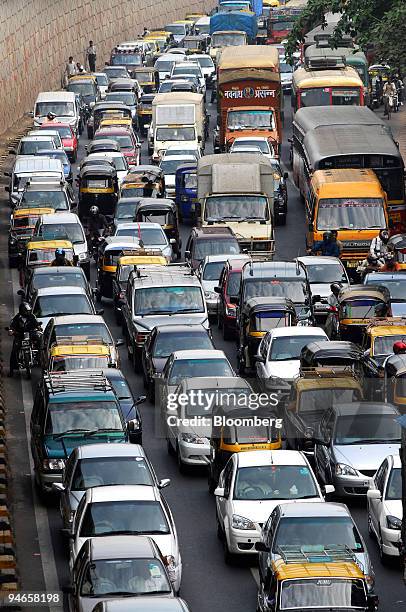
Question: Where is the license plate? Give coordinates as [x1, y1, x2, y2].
[346, 261, 358, 268]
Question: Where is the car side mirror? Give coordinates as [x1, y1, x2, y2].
[52, 482, 65, 493]
[9, 149, 16, 155]
[198, 135, 202, 143]
[214, 486, 225, 497]
[229, 295, 239, 305]
[255, 354, 265, 363]
[184, 250, 191, 259]
[158, 478, 171, 489]
[214, 286, 221, 294]
[367, 489, 381, 501]
[62, 584, 74, 595]
[324, 484, 335, 496]
[169, 238, 176, 245]
[4, 171, 10, 177]
[17, 289, 25, 297]
[255, 541, 270, 553]
[96, 309, 104, 315]
[60, 528, 75, 539]
[115, 339, 124, 347]
[135, 395, 146, 405]
[28, 111, 34, 118]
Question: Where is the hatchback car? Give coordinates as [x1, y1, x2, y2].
[215, 450, 330, 562]
[56, 444, 169, 529]
[21, 266, 91, 304]
[114, 222, 173, 262]
[197, 254, 243, 318]
[185, 226, 241, 270]
[38, 122, 78, 160]
[32, 286, 99, 328]
[68, 485, 182, 592]
[93, 127, 141, 167]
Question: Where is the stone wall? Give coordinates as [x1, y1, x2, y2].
[0, 0, 214, 135]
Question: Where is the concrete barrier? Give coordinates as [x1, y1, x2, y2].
[0, 0, 215, 135]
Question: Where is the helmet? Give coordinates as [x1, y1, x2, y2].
[19, 302, 32, 316]
[55, 248, 65, 257]
[379, 229, 390, 243]
[46, 112, 56, 120]
[330, 282, 341, 298]
[393, 341, 406, 354]
[90, 206, 99, 215]
[323, 231, 333, 242]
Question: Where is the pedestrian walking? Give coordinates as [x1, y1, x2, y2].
[62, 56, 77, 87]
[85, 40, 97, 72]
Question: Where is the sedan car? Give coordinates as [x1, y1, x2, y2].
[93, 126, 141, 167]
[68, 485, 182, 592]
[90, 597, 191, 612]
[67, 536, 175, 611]
[114, 222, 173, 261]
[367, 453, 402, 563]
[215, 450, 330, 562]
[32, 286, 99, 328]
[141, 324, 214, 400]
[314, 402, 401, 497]
[364, 270, 406, 316]
[38, 122, 78, 160]
[196, 254, 242, 318]
[55, 443, 169, 529]
[20, 266, 92, 304]
[159, 155, 196, 199]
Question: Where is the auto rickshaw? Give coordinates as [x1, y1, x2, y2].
[47, 340, 114, 372]
[96, 236, 141, 299]
[133, 198, 181, 258]
[175, 164, 197, 222]
[99, 114, 133, 130]
[137, 93, 154, 134]
[368, 63, 390, 107]
[8, 207, 55, 268]
[208, 405, 282, 492]
[237, 297, 297, 375]
[77, 164, 118, 219]
[89, 102, 132, 138]
[23, 239, 75, 287]
[120, 166, 165, 199]
[182, 35, 208, 54]
[131, 67, 159, 93]
[383, 353, 406, 414]
[112, 251, 167, 323]
[299, 340, 364, 377]
[284, 369, 363, 454]
[325, 285, 391, 343]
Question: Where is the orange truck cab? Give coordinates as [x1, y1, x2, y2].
[215, 46, 282, 156]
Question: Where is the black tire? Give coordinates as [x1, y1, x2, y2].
[177, 445, 187, 475]
[23, 351, 31, 380]
[167, 437, 175, 456]
[223, 536, 235, 565]
[208, 470, 217, 494]
[223, 323, 234, 341]
[278, 214, 287, 226]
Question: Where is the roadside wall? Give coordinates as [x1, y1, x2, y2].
[0, 0, 215, 136]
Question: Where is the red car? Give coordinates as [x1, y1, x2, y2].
[39, 122, 78, 161]
[93, 126, 141, 166]
[217, 256, 250, 340]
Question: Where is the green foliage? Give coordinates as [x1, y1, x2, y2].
[286, 0, 406, 72]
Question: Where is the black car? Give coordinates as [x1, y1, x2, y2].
[141, 324, 214, 399]
[103, 368, 144, 444]
[185, 226, 241, 270]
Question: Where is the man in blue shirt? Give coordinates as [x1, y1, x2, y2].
[310, 231, 340, 257]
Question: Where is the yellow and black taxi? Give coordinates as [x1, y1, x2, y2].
[47, 340, 115, 372]
[96, 236, 141, 299]
[383, 352, 406, 413]
[23, 239, 74, 286]
[8, 207, 54, 268]
[137, 93, 155, 134]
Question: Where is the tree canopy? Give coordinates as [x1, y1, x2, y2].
[286, 0, 406, 73]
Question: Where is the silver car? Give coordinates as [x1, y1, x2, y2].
[55, 444, 169, 529]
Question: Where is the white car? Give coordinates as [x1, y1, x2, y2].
[162, 143, 201, 159]
[113, 221, 173, 261]
[14, 135, 56, 156]
[229, 137, 275, 160]
[159, 154, 197, 198]
[367, 454, 402, 562]
[28, 129, 63, 150]
[85, 151, 129, 184]
[93, 72, 109, 99]
[68, 485, 182, 592]
[192, 54, 215, 85]
[170, 61, 206, 96]
[255, 327, 329, 397]
[215, 450, 331, 560]
[197, 254, 242, 316]
[32, 286, 98, 328]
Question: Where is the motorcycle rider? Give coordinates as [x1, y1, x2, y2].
[394, 74, 404, 106]
[383, 77, 397, 116]
[87, 205, 109, 234]
[379, 251, 402, 272]
[356, 253, 381, 280]
[309, 231, 340, 257]
[370, 229, 390, 262]
[8, 302, 41, 377]
[50, 248, 73, 267]
[393, 341, 406, 355]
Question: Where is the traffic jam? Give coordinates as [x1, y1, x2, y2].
[3, 0, 406, 611]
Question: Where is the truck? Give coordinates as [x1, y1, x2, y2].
[266, 7, 301, 45]
[197, 153, 275, 256]
[150, 92, 206, 161]
[209, 11, 257, 60]
[214, 45, 282, 155]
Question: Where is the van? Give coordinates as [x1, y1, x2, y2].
[33, 91, 80, 134]
[5, 156, 65, 207]
[305, 169, 389, 273]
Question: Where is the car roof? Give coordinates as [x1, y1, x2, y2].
[172, 349, 227, 360]
[102, 599, 188, 612]
[155, 324, 207, 335]
[233, 136, 269, 143]
[236, 450, 308, 468]
[36, 286, 88, 296]
[278, 501, 351, 518]
[88, 485, 158, 503]
[77, 443, 145, 459]
[297, 256, 343, 266]
[116, 222, 163, 230]
[181, 376, 249, 391]
[269, 327, 327, 338]
[202, 254, 241, 264]
[21, 135, 54, 142]
[32, 266, 85, 276]
[160, 155, 196, 162]
[331, 402, 399, 416]
[40, 212, 79, 224]
[51, 314, 105, 325]
[89, 535, 156, 560]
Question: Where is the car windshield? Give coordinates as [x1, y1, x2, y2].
[55, 323, 111, 344]
[365, 278, 406, 300]
[20, 190, 69, 210]
[334, 414, 401, 445]
[184, 388, 250, 417]
[386, 467, 402, 500]
[135, 286, 204, 315]
[317, 198, 386, 230]
[234, 465, 318, 501]
[203, 261, 226, 280]
[166, 24, 186, 35]
[155, 127, 196, 141]
[155, 61, 175, 73]
[298, 388, 361, 420]
[46, 401, 122, 435]
[194, 238, 240, 260]
[280, 578, 367, 610]
[111, 54, 142, 66]
[305, 263, 348, 283]
[79, 500, 169, 536]
[254, 312, 292, 332]
[280, 62, 293, 74]
[160, 158, 192, 175]
[169, 358, 233, 384]
[107, 156, 127, 171]
[67, 82, 95, 96]
[374, 334, 406, 356]
[116, 227, 167, 245]
[46, 126, 72, 138]
[51, 356, 110, 371]
[154, 331, 212, 358]
[95, 133, 133, 149]
[273, 517, 364, 552]
[233, 139, 270, 153]
[227, 110, 275, 130]
[31, 270, 83, 290]
[19, 141, 54, 155]
[227, 271, 241, 296]
[41, 223, 84, 243]
[270, 335, 327, 361]
[164, 148, 198, 158]
[245, 279, 307, 302]
[106, 66, 130, 77]
[172, 66, 201, 77]
[340, 299, 386, 319]
[196, 57, 213, 68]
[36, 102, 75, 117]
[37, 150, 70, 165]
[34, 295, 92, 317]
[80, 558, 171, 596]
[96, 74, 109, 86]
[71, 457, 153, 491]
[211, 33, 245, 46]
[105, 92, 137, 106]
[205, 195, 269, 221]
[116, 202, 138, 219]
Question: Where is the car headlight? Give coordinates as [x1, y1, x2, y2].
[335, 463, 358, 477]
[205, 291, 217, 300]
[232, 514, 256, 531]
[42, 458, 65, 471]
[181, 432, 205, 444]
[78, 252, 89, 261]
[386, 515, 402, 530]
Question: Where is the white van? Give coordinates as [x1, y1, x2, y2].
[33, 91, 79, 134]
[5, 157, 64, 206]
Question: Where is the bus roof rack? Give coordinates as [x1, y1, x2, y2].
[305, 55, 347, 70]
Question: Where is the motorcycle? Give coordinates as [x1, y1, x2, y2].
[6, 326, 42, 379]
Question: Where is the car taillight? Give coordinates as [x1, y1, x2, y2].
[136, 331, 148, 343]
